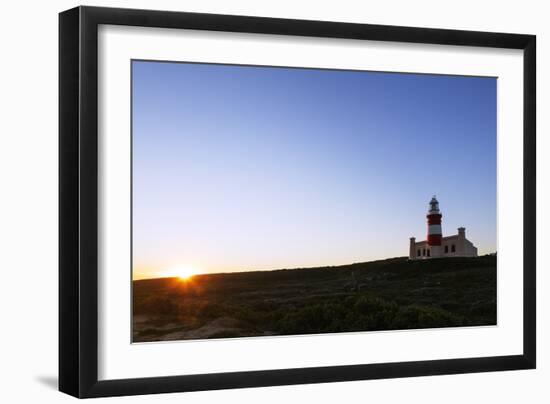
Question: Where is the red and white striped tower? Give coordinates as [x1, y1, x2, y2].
[427, 196, 443, 258]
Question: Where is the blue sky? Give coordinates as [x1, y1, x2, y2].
[132, 60, 496, 279]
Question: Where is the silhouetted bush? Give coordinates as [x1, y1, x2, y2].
[134, 296, 179, 315]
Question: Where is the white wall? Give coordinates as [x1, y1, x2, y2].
[0, 0, 547, 402]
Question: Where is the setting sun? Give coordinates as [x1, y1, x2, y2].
[162, 266, 201, 281]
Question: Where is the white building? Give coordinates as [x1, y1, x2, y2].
[409, 196, 478, 260]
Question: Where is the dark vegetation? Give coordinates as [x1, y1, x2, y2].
[132, 255, 496, 342]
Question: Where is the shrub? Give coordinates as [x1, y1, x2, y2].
[134, 296, 179, 315]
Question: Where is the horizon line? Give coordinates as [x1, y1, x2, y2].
[132, 253, 497, 281]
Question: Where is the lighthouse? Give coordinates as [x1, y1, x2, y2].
[409, 196, 479, 260]
[427, 196, 443, 258]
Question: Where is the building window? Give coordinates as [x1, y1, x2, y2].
[451, 244, 456, 253]
[417, 249, 421, 257]
[427, 249, 431, 257]
[444, 245, 449, 253]
[422, 248, 426, 256]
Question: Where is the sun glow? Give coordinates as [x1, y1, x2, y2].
[162, 266, 201, 281]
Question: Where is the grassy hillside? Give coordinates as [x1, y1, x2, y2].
[133, 255, 496, 342]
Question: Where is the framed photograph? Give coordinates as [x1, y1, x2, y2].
[59, 6, 536, 398]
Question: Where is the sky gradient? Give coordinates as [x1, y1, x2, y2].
[132, 60, 497, 280]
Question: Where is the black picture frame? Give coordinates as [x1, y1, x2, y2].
[59, 5, 536, 398]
